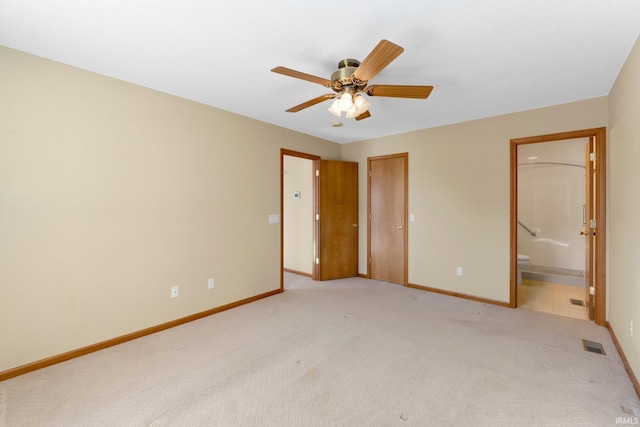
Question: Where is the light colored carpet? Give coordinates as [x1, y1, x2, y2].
[1, 274, 639, 426]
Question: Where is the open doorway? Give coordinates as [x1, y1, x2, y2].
[516, 138, 589, 320]
[510, 128, 606, 325]
[280, 149, 359, 290]
[281, 149, 319, 290]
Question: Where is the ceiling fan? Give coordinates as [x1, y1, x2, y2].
[271, 39, 433, 121]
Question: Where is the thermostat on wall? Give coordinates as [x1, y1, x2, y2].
[293, 191, 300, 199]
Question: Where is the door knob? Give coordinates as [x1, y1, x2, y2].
[580, 230, 595, 236]
[353, 224, 358, 227]
[397, 225, 403, 230]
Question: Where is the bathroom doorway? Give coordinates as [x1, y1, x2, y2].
[510, 128, 606, 325]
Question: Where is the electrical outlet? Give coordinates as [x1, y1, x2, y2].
[208, 278, 215, 289]
[630, 320, 634, 337]
[456, 267, 463, 276]
[171, 285, 179, 298]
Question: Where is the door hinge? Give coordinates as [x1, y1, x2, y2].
[589, 152, 596, 162]
[316, 169, 319, 176]
[369, 170, 372, 177]
[315, 258, 320, 265]
[589, 286, 595, 296]
[368, 257, 372, 263]
[316, 213, 319, 221]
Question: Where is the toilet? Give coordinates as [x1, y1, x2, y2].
[517, 254, 531, 285]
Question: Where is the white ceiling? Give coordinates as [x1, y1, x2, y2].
[2, 1, 640, 144]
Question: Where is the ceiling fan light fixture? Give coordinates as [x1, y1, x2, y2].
[272, 40, 431, 121]
[353, 94, 371, 113]
[328, 99, 342, 117]
[338, 92, 354, 111]
[345, 104, 360, 119]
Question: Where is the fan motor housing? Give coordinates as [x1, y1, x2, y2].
[331, 58, 366, 92]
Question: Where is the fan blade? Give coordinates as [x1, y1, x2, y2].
[366, 85, 433, 99]
[285, 94, 335, 112]
[351, 40, 404, 83]
[355, 110, 371, 121]
[271, 66, 332, 87]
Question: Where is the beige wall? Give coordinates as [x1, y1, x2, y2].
[0, 47, 340, 372]
[608, 35, 640, 383]
[341, 98, 608, 303]
[283, 155, 314, 275]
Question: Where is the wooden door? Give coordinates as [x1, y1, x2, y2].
[318, 160, 359, 280]
[583, 138, 596, 320]
[368, 154, 407, 285]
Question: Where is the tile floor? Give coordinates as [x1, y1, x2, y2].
[517, 279, 589, 320]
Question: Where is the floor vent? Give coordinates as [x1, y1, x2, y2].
[570, 298, 585, 306]
[582, 339, 606, 355]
